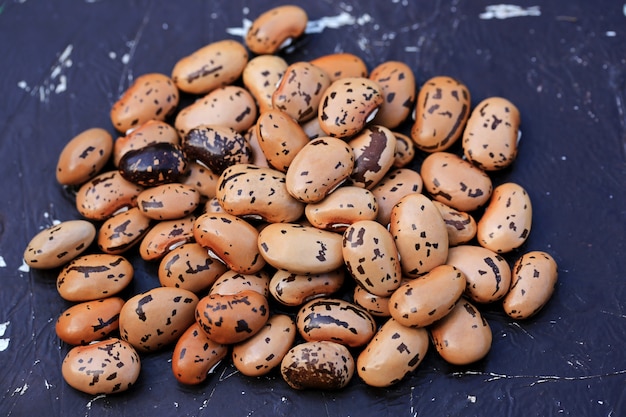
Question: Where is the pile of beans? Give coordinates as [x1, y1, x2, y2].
[24, 5, 558, 395]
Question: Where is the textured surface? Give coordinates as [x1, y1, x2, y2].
[1, 1, 624, 416]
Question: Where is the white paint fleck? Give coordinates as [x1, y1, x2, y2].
[624, 4, 626, 17]
[561, 155, 567, 161]
[479, 4, 541, 20]
[162, 22, 168, 30]
[44, 379, 52, 389]
[468, 395, 477, 403]
[404, 46, 419, 52]
[108, 51, 117, 59]
[306, 12, 361, 33]
[605, 31, 616, 37]
[19, 44, 73, 102]
[0, 256, 6, 268]
[13, 383, 29, 396]
[226, 18, 252, 37]
[0, 321, 9, 352]
[121, 53, 131, 64]
[54, 75, 67, 93]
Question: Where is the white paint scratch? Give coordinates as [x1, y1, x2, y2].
[12, 383, 29, 396]
[623, 4, 626, 17]
[86, 394, 106, 409]
[18, 259, 30, 273]
[479, 5, 541, 20]
[18, 44, 73, 103]
[0, 321, 9, 352]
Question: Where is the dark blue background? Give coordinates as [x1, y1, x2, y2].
[1, 1, 624, 416]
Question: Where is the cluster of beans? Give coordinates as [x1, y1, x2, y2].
[24, 5, 558, 395]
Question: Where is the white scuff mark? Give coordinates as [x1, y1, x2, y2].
[404, 46, 419, 52]
[606, 31, 616, 37]
[0, 256, 6, 268]
[18, 44, 73, 103]
[44, 379, 52, 389]
[306, 12, 368, 33]
[0, 321, 9, 352]
[479, 5, 541, 20]
[13, 383, 29, 396]
[468, 395, 477, 403]
[225, 18, 252, 37]
[86, 394, 106, 409]
[18, 260, 30, 273]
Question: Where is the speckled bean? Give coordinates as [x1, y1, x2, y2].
[389, 264, 466, 328]
[216, 164, 305, 223]
[232, 314, 296, 377]
[476, 182, 532, 253]
[411, 75, 470, 152]
[137, 183, 200, 220]
[285, 137, 354, 203]
[56, 253, 134, 301]
[269, 269, 345, 307]
[429, 298, 492, 365]
[97, 207, 153, 255]
[281, 341, 355, 390]
[463, 96, 521, 171]
[357, 318, 429, 387]
[171, 39, 248, 95]
[56, 127, 113, 186]
[174, 86, 258, 136]
[195, 290, 269, 344]
[342, 220, 402, 296]
[75, 170, 143, 221]
[369, 61, 416, 129]
[119, 286, 199, 352]
[181, 124, 252, 175]
[245, 5, 308, 54]
[24, 220, 96, 269]
[242, 55, 288, 113]
[193, 212, 265, 274]
[110, 73, 179, 133]
[389, 193, 449, 277]
[420, 151, 492, 212]
[257, 223, 344, 275]
[138, 215, 196, 261]
[171, 322, 228, 385]
[272, 61, 331, 123]
[113, 120, 180, 167]
[370, 168, 423, 226]
[158, 242, 228, 293]
[349, 125, 397, 189]
[503, 251, 558, 319]
[255, 109, 310, 172]
[446, 245, 511, 303]
[55, 297, 125, 345]
[62, 338, 140, 395]
[318, 77, 383, 138]
[304, 186, 378, 232]
[296, 298, 376, 348]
